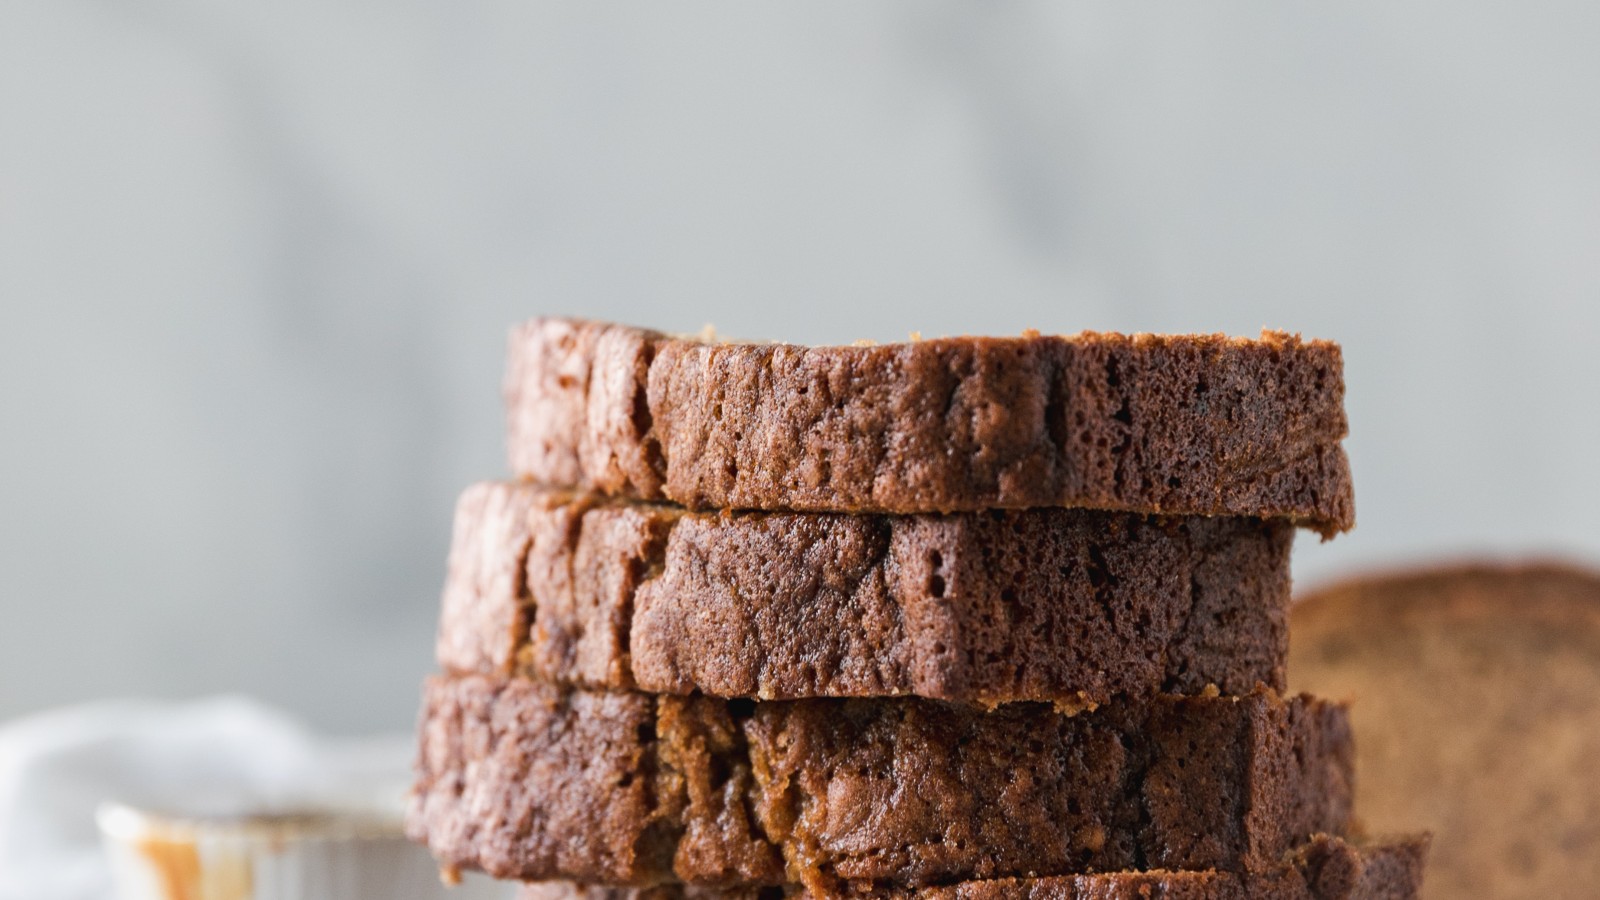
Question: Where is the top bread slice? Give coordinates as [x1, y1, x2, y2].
[506, 318, 1353, 535]
[1289, 562, 1600, 900]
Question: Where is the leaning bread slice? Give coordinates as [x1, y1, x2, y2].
[506, 318, 1353, 535]
[407, 676, 1353, 894]
[1290, 562, 1600, 900]
[438, 482, 1294, 707]
[516, 833, 1428, 898]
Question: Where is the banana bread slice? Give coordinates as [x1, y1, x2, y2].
[515, 833, 1428, 898]
[1290, 562, 1600, 900]
[437, 481, 1293, 706]
[407, 676, 1352, 893]
[504, 318, 1353, 535]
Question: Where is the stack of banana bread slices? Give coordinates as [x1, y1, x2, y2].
[408, 318, 1429, 899]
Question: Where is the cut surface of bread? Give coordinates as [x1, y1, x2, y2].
[407, 676, 1352, 893]
[505, 318, 1353, 534]
[514, 832, 1427, 898]
[437, 482, 1294, 706]
[1290, 562, 1600, 900]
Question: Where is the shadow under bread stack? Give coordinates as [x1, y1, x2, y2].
[407, 318, 1429, 899]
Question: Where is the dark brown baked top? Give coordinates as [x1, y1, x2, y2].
[407, 676, 1352, 893]
[515, 833, 1428, 898]
[504, 318, 1353, 535]
[1291, 561, 1600, 900]
[436, 482, 1294, 706]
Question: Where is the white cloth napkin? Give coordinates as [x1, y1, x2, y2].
[0, 697, 423, 900]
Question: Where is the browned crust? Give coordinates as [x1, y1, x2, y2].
[436, 482, 1294, 706]
[1293, 559, 1600, 634]
[1290, 560, 1600, 899]
[504, 319, 1353, 535]
[515, 833, 1428, 898]
[407, 676, 1352, 892]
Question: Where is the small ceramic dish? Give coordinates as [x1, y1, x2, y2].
[96, 799, 503, 900]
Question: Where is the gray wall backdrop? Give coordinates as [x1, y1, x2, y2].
[3, 2, 1598, 733]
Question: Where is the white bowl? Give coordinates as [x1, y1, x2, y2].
[96, 800, 507, 900]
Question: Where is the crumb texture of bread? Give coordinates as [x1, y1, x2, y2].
[513, 834, 1427, 898]
[504, 318, 1354, 535]
[408, 676, 1352, 892]
[435, 482, 1294, 705]
[1290, 562, 1600, 900]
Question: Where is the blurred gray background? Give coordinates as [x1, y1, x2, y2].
[3, 2, 1597, 733]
